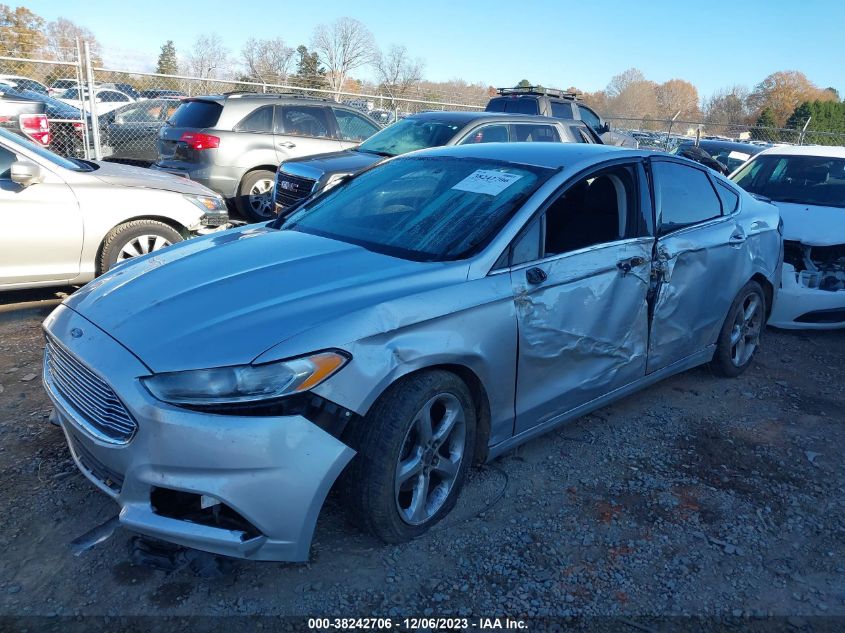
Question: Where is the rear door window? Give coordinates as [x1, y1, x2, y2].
[235, 105, 274, 133]
[550, 102, 574, 119]
[459, 124, 510, 144]
[654, 161, 723, 233]
[167, 100, 223, 128]
[277, 106, 333, 138]
[512, 124, 560, 142]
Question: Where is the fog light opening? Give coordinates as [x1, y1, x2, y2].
[150, 487, 262, 541]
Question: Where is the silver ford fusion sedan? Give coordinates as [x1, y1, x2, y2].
[43, 143, 782, 561]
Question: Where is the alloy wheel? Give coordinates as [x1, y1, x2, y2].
[248, 178, 275, 218]
[117, 234, 173, 261]
[394, 393, 466, 525]
[730, 292, 762, 367]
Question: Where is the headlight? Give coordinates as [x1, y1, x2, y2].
[184, 194, 227, 213]
[142, 351, 348, 405]
[322, 173, 350, 192]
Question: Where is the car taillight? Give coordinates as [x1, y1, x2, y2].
[179, 132, 219, 150]
[73, 122, 85, 137]
[20, 114, 51, 146]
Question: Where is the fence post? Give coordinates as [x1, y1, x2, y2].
[83, 42, 102, 161]
[74, 38, 90, 160]
[799, 117, 812, 146]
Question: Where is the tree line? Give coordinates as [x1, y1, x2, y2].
[2, 2, 843, 134]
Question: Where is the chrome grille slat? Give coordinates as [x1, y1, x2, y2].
[45, 336, 137, 443]
[275, 172, 315, 207]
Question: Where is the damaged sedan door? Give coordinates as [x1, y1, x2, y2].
[646, 158, 751, 372]
[508, 161, 653, 434]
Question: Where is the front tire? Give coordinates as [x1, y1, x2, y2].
[342, 370, 476, 543]
[710, 280, 766, 377]
[98, 220, 183, 274]
[235, 169, 276, 222]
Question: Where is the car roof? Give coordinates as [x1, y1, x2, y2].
[406, 142, 631, 169]
[684, 139, 766, 153]
[406, 110, 565, 125]
[756, 144, 845, 158]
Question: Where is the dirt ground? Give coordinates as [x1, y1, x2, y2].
[0, 287, 843, 628]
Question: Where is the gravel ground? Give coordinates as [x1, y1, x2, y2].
[0, 288, 843, 627]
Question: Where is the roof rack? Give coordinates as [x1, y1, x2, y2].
[495, 86, 581, 100]
[225, 91, 329, 102]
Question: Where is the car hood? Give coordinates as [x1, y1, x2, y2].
[64, 225, 456, 373]
[86, 160, 216, 195]
[772, 201, 845, 246]
[281, 149, 382, 181]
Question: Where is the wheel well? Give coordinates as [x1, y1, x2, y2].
[95, 216, 188, 275]
[239, 166, 278, 192]
[751, 273, 774, 319]
[358, 364, 492, 464]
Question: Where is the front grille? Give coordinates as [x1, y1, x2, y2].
[67, 430, 124, 492]
[44, 336, 137, 444]
[275, 171, 316, 207]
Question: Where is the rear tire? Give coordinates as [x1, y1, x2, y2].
[710, 280, 766, 377]
[98, 220, 183, 274]
[342, 370, 476, 544]
[235, 169, 276, 222]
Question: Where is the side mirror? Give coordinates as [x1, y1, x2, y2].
[601, 122, 612, 134]
[11, 161, 43, 187]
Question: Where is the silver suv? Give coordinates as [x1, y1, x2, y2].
[153, 93, 382, 222]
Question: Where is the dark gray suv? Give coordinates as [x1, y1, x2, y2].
[153, 93, 382, 221]
[486, 86, 638, 148]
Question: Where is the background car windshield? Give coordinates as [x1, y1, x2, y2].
[358, 119, 463, 156]
[282, 156, 552, 261]
[0, 128, 89, 171]
[733, 154, 845, 208]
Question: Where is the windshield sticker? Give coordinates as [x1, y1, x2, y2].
[451, 170, 523, 196]
[728, 151, 750, 161]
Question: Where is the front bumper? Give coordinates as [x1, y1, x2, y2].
[769, 264, 845, 330]
[43, 304, 355, 561]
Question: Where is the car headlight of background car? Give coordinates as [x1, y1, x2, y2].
[184, 194, 228, 226]
[141, 351, 348, 406]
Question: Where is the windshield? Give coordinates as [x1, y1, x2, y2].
[280, 156, 553, 261]
[357, 118, 464, 157]
[732, 154, 845, 208]
[0, 128, 92, 172]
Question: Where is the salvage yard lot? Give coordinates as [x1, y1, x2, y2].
[0, 289, 843, 620]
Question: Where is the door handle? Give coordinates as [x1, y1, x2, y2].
[525, 267, 547, 285]
[617, 256, 646, 276]
[278, 141, 296, 149]
[728, 230, 747, 246]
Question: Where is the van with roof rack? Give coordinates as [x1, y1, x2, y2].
[152, 92, 383, 222]
[486, 86, 638, 148]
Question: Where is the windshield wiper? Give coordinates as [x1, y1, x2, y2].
[358, 148, 393, 157]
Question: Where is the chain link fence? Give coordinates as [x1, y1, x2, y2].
[3, 44, 845, 167]
[608, 116, 845, 152]
[1, 46, 485, 166]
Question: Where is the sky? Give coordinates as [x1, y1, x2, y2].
[20, 0, 845, 99]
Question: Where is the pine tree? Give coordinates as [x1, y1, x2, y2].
[292, 45, 327, 90]
[752, 107, 778, 142]
[156, 40, 178, 75]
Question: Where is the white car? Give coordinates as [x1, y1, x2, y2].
[57, 87, 134, 115]
[732, 145, 845, 329]
[0, 127, 229, 291]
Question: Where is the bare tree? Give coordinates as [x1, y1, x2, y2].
[704, 85, 751, 126]
[242, 37, 294, 85]
[373, 45, 424, 109]
[185, 33, 229, 82]
[311, 17, 375, 100]
[44, 17, 101, 63]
